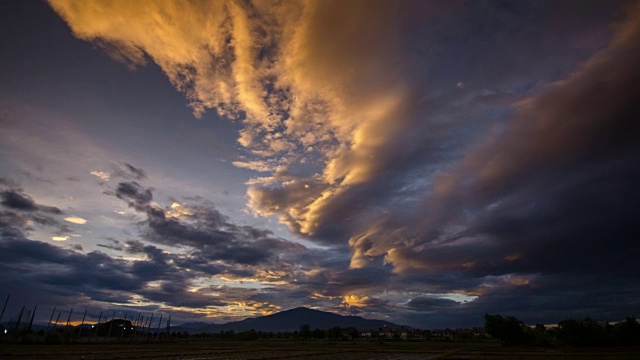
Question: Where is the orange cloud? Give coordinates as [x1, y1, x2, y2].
[49, 0, 419, 243]
[342, 294, 372, 308]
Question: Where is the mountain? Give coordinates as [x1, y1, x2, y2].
[175, 321, 214, 330]
[175, 307, 403, 333]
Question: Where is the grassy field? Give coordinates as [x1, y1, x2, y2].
[2, 339, 640, 359]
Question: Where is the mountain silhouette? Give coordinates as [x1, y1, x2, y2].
[175, 307, 403, 333]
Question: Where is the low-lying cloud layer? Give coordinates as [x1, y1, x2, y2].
[1, 178, 353, 322]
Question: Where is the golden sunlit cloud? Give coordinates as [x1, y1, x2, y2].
[165, 202, 193, 219]
[310, 292, 340, 300]
[64, 216, 87, 224]
[228, 301, 281, 317]
[231, 161, 272, 173]
[51, 236, 70, 241]
[49, 0, 414, 244]
[49, 0, 640, 280]
[90, 170, 110, 181]
[343, 295, 372, 308]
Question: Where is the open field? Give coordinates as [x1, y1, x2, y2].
[2, 340, 640, 359]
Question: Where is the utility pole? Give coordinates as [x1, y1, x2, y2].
[155, 314, 163, 337]
[46, 307, 56, 331]
[95, 311, 103, 336]
[139, 315, 145, 336]
[132, 312, 141, 338]
[146, 313, 154, 338]
[51, 312, 61, 330]
[120, 313, 128, 337]
[0, 294, 9, 323]
[64, 308, 73, 332]
[13, 305, 25, 335]
[107, 312, 115, 338]
[166, 315, 171, 338]
[78, 309, 87, 337]
[28, 305, 37, 332]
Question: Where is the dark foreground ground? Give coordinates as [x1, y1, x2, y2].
[2, 340, 640, 359]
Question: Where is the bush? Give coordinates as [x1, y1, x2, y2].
[238, 329, 259, 341]
[557, 318, 607, 347]
[45, 331, 64, 344]
[484, 314, 530, 345]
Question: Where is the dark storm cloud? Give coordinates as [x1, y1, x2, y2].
[1, 189, 62, 214]
[115, 181, 152, 211]
[330, 3, 640, 326]
[245, 0, 623, 248]
[0, 223, 234, 314]
[132, 200, 392, 317]
[1, 189, 38, 211]
[123, 239, 146, 253]
[108, 181, 367, 316]
[122, 163, 146, 179]
[0, 177, 14, 187]
[352, 3, 640, 283]
[0, 229, 136, 294]
[0, 184, 270, 315]
[96, 243, 123, 251]
[393, 273, 640, 328]
[0, 188, 330, 322]
[0, 185, 68, 237]
[112, 181, 309, 269]
[107, 162, 148, 180]
[139, 285, 228, 309]
[469, 160, 640, 277]
[406, 297, 459, 311]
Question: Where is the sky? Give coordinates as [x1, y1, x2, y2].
[1, 0, 639, 329]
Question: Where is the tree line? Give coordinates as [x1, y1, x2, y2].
[190, 325, 361, 341]
[485, 314, 640, 347]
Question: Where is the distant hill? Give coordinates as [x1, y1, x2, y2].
[175, 307, 403, 333]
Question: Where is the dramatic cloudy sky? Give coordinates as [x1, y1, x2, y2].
[1, 0, 639, 328]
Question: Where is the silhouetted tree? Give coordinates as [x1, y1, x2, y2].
[327, 326, 342, 340]
[530, 323, 553, 346]
[238, 329, 259, 340]
[557, 318, 607, 347]
[609, 317, 640, 346]
[484, 314, 529, 345]
[299, 324, 311, 339]
[312, 328, 326, 339]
